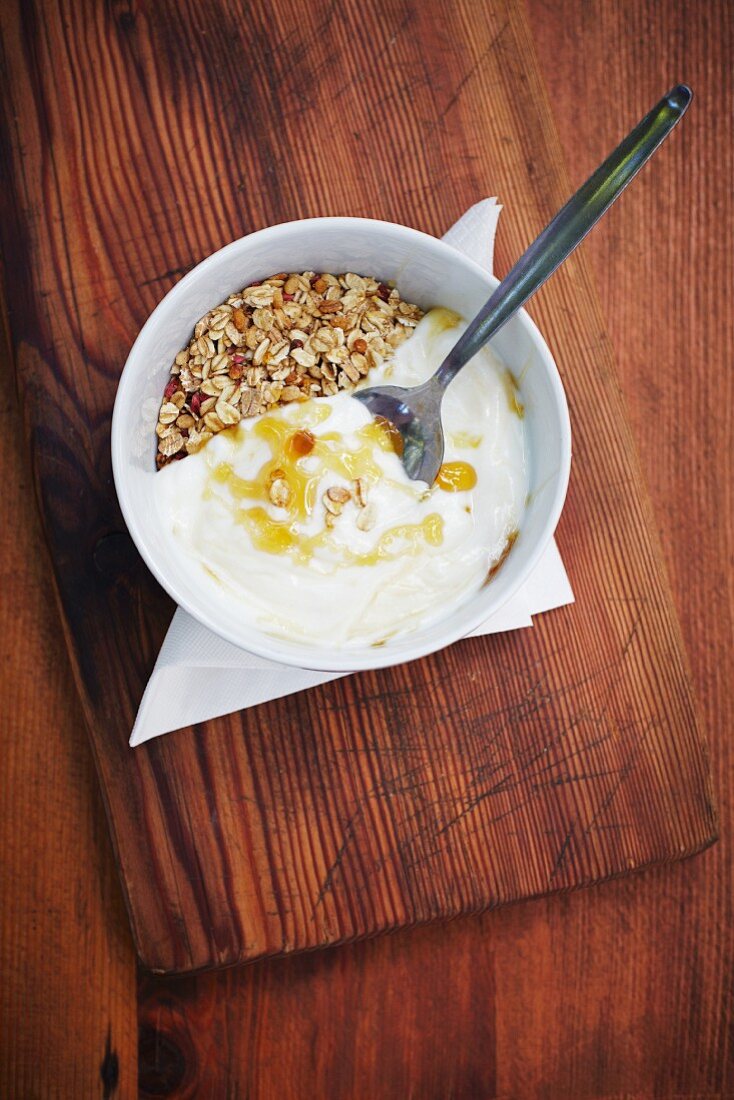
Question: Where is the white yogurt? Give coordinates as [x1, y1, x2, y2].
[155, 309, 527, 646]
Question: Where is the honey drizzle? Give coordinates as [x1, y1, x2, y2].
[207, 405, 444, 566]
[436, 460, 477, 492]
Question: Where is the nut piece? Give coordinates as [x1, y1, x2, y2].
[269, 476, 292, 508]
[356, 503, 376, 531]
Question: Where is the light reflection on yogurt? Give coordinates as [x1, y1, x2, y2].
[154, 308, 527, 646]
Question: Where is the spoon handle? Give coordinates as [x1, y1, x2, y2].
[436, 84, 692, 389]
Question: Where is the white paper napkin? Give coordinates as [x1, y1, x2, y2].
[131, 199, 574, 745]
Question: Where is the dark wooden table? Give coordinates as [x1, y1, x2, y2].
[1, 1, 731, 1096]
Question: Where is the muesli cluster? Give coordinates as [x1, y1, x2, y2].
[155, 272, 424, 468]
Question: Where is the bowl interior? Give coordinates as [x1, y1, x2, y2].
[112, 218, 570, 670]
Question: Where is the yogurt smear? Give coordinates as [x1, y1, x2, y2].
[155, 308, 527, 646]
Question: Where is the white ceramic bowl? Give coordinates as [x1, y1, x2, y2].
[112, 217, 571, 671]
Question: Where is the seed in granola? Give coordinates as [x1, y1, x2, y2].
[354, 478, 368, 507]
[158, 430, 184, 456]
[323, 494, 343, 516]
[210, 353, 229, 375]
[312, 276, 328, 294]
[356, 502, 376, 531]
[252, 307, 275, 331]
[159, 402, 180, 425]
[203, 411, 225, 432]
[291, 347, 316, 369]
[185, 428, 213, 455]
[253, 337, 270, 366]
[240, 389, 261, 417]
[326, 485, 351, 505]
[269, 477, 291, 508]
[215, 399, 240, 426]
[233, 308, 247, 332]
[245, 327, 262, 350]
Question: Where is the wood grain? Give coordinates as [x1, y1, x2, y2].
[0, 1, 731, 1097]
[136, 0, 734, 1084]
[0, 312, 138, 1096]
[0, 0, 717, 983]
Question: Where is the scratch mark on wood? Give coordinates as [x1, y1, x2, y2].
[312, 809, 363, 912]
[549, 821, 576, 881]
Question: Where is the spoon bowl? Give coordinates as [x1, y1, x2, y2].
[355, 376, 446, 482]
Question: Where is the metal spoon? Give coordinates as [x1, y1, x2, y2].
[355, 84, 692, 483]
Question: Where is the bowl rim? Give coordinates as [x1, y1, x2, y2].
[112, 215, 571, 672]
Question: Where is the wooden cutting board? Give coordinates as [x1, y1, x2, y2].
[0, 0, 716, 975]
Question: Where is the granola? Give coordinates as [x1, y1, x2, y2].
[320, 478, 372, 531]
[155, 272, 424, 468]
